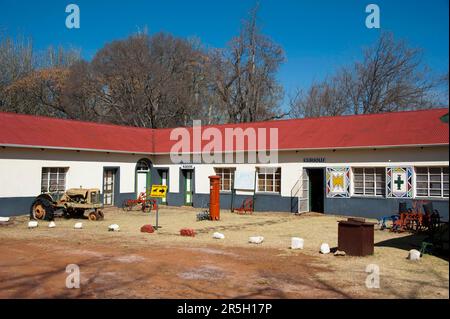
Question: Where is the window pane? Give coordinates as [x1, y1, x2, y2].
[42, 167, 66, 193]
[352, 167, 386, 197]
[417, 189, 428, 196]
[430, 189, 442, 196]
[257, 167, 281, 192]
[430, 182, 442, 190]
[258, 179, 265, 190]
[429, 167, 441, 175]
[416, 167, 428, 174]
[416, 175, 428, 182]
[365, 182, 375, 188]
[416, 182, 428, 189]
[354, 181, 364, 188]
[430, 175, 441, 182]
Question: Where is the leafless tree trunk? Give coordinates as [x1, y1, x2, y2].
[290, 32, 448, 118]
[210, 5, 286, 123]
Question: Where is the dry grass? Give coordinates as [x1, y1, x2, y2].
[1, 206, 448, 298]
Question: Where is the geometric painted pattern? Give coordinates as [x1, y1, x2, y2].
[326, 167, 350, 198]
[386, 167, 413, 198]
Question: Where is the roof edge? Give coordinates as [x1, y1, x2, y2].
[3, 142, 447, 156]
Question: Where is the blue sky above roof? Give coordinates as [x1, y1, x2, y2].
[1, 0, 448, 110]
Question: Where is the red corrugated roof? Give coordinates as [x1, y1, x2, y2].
[0, 112, 154, 153]
[0, 108, 448, 154]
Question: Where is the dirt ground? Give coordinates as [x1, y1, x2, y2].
[0, 206, 448, 299]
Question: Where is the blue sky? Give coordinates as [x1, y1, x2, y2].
[1, 0, 449, 109]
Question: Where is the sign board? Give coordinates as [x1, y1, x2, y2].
[234, 170, 255, 190]
[303, 157, 326, 163]
[150, 185, 168, 198]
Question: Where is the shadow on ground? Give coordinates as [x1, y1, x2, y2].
[375, 232, 449, 261]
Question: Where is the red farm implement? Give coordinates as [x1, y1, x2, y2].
[234, 198, 254, 215]
[122, 192, 158, 213]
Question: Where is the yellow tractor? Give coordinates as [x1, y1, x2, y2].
[30, 188, 104, 221]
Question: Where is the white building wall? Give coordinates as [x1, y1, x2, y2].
[152, 145, 449, 197]
[1, 145, 448, 199]
[0, 147, 149, 197]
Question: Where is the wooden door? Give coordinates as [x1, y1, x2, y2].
[103, 169, 115, 205]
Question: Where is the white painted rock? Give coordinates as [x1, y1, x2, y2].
[213, 232, 225, 239]
[28, 221, 38, 228]
[291, 237, 304, 250]
[408, 249, 421, 261]
[334, 250, 346, 256]
[48, 221, 56, 228]
[108, 224, 120, 232]
[0, 217, 10, 222]
[249, 236, 264, 244]
[74, 222, 83, 229]
[320, 243, 330, 254]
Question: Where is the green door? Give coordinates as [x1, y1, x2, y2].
[184, 170, 193, 206]
[161, 170, 168, 204]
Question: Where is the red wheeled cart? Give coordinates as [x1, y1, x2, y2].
[122, 192, 158, 213]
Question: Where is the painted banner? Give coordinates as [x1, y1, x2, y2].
[386, 167, 413, 198]
[326, 167, 350, 198]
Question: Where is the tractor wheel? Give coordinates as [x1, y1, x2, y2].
[97, 210, 105, 220]
[30, 198, 54, 221]
[88, 210, 103, 221]
[88, 211, 98, 221]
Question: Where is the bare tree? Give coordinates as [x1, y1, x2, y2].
[3, 68, 70, 117]
[74, 32, 212, 128]
[0, 34, 34, 108]
[62, 60, 103, 121]
[210, 5, 286, 123]
[290, 32, 447, 118]
[0, 33, 80, 116]
[1, 7, 287, 127]
[289, 75, 349, 118]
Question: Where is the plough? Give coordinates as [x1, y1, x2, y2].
[122, 192, 158, 213]
[379, 200, 441, 233]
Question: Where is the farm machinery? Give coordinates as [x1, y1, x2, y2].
[122, 192, 158, 213]
[30, 188, 104, 221]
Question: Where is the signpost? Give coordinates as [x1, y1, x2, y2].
[150, 185, 168, 230]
